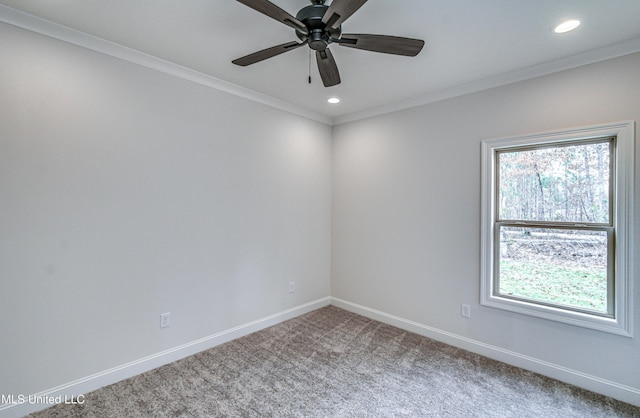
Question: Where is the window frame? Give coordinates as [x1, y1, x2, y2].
[480, 121, 635, 336]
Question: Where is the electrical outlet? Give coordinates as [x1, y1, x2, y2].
[289, 281, 295, 293]
[461, 304, 471, 319]
[160, 312, 171, 328]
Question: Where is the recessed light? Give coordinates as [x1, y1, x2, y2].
[328, 97, 340, 104]
[554, 19, 581, 34]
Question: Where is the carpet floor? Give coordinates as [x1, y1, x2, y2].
[30, 306, 640, 417]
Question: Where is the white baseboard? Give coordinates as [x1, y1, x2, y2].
[330, 297, 640, 408]
[0, 297, 331, 418]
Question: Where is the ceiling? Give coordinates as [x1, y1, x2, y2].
[2, 0, 640, 124]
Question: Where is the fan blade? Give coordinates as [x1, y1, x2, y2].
[232, 41, 306, 66]
[316, 49, 341, 87]
[338, 34, 425, 56]
[236, 0, 308, 34]
[322, 0, 368, 30]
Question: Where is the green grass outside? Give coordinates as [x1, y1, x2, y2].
[499, 260, 607, 313]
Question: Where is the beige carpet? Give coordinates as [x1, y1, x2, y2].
[31, 306, 639, 417]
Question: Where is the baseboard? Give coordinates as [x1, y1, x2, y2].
[0, 297, 331, 418]
[330, 297, 640, 407]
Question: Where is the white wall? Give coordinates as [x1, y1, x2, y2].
[332, 52, 640, 403]
[0, 20, 331, 405]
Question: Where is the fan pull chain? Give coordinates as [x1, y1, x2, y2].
[308, 49, 312, 84]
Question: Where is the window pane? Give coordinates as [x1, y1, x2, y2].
[497, 226, 608, 314]
[498, 141, 610, 223]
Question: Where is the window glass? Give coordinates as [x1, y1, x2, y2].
[498, 141, 610, 224]
[497, 226, 608, 314]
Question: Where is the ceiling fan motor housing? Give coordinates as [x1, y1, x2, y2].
[295, 3, 341, 50]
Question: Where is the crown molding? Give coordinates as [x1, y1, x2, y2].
[333, 37, 640, 125]
[0, 4, 332, 126]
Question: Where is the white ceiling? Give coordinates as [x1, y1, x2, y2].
[2, 0, 640, 124]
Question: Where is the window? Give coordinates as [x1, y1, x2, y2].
[480, 122, 635, 336]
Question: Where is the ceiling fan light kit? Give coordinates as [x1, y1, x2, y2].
[233, 0, 425, 87]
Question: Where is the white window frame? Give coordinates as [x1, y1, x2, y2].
[480, 121, 635, 336]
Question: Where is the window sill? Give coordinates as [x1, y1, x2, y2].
[480, 293, 632, 337]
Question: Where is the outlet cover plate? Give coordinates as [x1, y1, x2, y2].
[160, 312, 171, 328]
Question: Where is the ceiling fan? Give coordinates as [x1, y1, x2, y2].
[232, 0, 425, 87]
